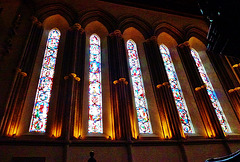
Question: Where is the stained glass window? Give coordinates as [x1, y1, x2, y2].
[88, 34, 103, 133]
[29, 28, 61, 132]
[160, 44, 194, 133]
[191, 48, 231, 133]
[127, 39, 152, 134]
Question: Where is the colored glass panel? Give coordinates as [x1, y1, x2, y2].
[160, 44, 194, 133]
[88, 34, 103, 133]
[191, 48, 231, 133]
[29, 28, 61, 132]
[127, 39, 152, 133]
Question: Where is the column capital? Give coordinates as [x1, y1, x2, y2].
[31, 16, 42, 27]
[150, 36, 157, 41]
[31, 16, 38, 23]
[109, 30, 122, 37]
[145, 36, 157, 43]
[71, 23, 84, 32]
[178, 41, 190, 48]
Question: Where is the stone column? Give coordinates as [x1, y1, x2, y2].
[177, 42, 225, 138]
[207, 52, 240, 122]
[0, 17, 43, 136]
[143, 36, 184, 139]
[108, 30, 135, 140]
[228, 56, 240, 82]
[54, 23, 85, 140]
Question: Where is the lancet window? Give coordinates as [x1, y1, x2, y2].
[88, 34, 103, 133]
[160, 44, 194, 133]
[29, 28, 61, 132]
[126, 39, 152, 133]
[191, 48, 231, 133]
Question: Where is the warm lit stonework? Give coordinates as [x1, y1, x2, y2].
[0, 0, 239, 161]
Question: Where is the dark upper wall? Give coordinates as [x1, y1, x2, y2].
[100, 0, 202, 16]
[0, 0, 33, 117]
[32, 0, 208, 35]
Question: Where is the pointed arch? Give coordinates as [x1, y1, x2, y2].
[184, 25, 208, 46]
[79, 9, 117, 33]
[126, 39, 152, 133]
[118, 16, 153, 39]
[36, 3, 78, 26]
[29, 28, 61, 132]
[154, 22, 184, 44]
[160, 44, 194, 133]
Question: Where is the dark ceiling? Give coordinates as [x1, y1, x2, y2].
[101, 0, 202, 17]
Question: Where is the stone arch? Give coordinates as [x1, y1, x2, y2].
[185, 25, 208, 46]
[35, 3, 78, 25]
[154, 22, 184, 44]
[188, 36, 207, 52]
[79, 9, 117, 33]
[118, 16, 153, 39]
